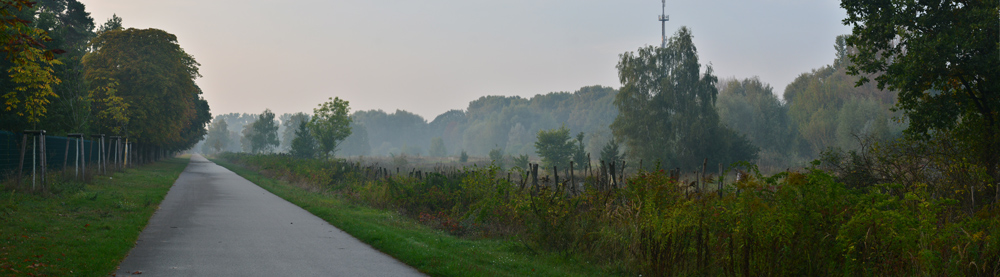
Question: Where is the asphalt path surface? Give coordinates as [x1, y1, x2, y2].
[115, 154, 423, 276]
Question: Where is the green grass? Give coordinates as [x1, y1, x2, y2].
[211, 158, 614, 277]
[0, 156, 189, 276]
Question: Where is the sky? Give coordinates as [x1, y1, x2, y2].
[81, 0, 852, 120]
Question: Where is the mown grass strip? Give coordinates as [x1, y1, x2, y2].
[211, 158, 612, 277]
[0, 156, 189, 276]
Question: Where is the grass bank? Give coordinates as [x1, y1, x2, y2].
[0, 156, 189, 276]
[210, 157, 612, 277]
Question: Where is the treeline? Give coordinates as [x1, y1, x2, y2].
[1, 1, 209, 152]
[201, 34, 900, 174]
[200, 85, 619, 159]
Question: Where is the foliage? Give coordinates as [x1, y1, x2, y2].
[289, 121, 317, 159]
[241, 109, 279, 154]
[783, 37, 900, 159]
[459, 150, 468, 163]
[1, 0, 63, 126]
[534, 125, 576, 171]
[841, 0, 1000, 201]
[309, 97, 351, 159]
[83, 27, 209, 150]
[612, 27, 757, 170]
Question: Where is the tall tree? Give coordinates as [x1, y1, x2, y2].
[309, 97, 352, 159]
[841, 0, 999, 200]
[612, 27, 756, 170]
[83, 27, 209, 151]
[26, 0, 95, 134]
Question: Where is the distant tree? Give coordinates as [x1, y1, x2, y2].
[429, 137, 447, 157]
[842, 0, 1000, 201]
[289, 121, 317, 159]
[338, 121, 370, 156]
[571, 132, 588, 170]
[243, 109, 279, 153]
[459, 150, 469, 163]
[279, 112, 309, 152]
[511, 154, 530, 170]
[489, 146, 505, 169]
[612, 27, 757, 170]
[535, 125, 576, 171]
[204, 119, 229, 154]
[599, 138, 623, 164]
[309, 97, 352, 159]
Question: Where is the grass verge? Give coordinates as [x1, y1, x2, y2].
[0, 156, 189, 276]
[210, 158, 613, 277]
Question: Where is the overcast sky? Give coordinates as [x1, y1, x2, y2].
[81, 0, 852, 120]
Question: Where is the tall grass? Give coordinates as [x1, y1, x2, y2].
[220, 153, 1000, 276]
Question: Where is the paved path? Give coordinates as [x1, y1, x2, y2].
[115, 154, 423, 276]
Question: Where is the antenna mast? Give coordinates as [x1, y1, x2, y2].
[658, 0, 669, 48]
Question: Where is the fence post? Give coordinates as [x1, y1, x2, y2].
[91, 134, 105, 175]
[22, 131, 47, 191]
[18, 133, 26, 187]
[68, 134, 84, 179]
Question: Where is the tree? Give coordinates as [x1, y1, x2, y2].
[459, 150, 468, 163]
[204, 118, 229, 154]
[309, 97, 352, 159]
[612, 27, 757, 170]
[242, 109, 279, 154]
[290, 121, 317, 159]
[600, 138, 623, 164]
[429, 137, 447, 157]
[535, 125, 576, 171]
[572, 132, 588, 170]
[841, 0, 999, 201]
[83, 27, 209, 151]
[1, 0, 63, 129]
[279, 112, 309, 152]
[489, 146, 505, 169]
[95, 13, 120, 34]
